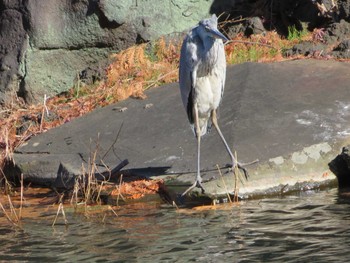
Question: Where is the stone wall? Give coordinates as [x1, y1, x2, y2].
[0, 0, 212, 104]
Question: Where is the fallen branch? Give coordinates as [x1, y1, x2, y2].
[94, 159, 129, 182]
[226, 40, 277, 50]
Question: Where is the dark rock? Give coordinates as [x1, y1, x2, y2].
[79, 58, 111, 85]
[6, 59, 350, 201]
[329, 146, 350, 188]
[16, 115, 36, 136]
[323, 19, 350, 44]
[0, 0, 22, 10]
[331, 38, 350, 58]
[336, 38, 350, 50]
[245, 17, 266, 36]
[284, 42, 328, 57]
[54, 162, 81, 189]
[337, 0, 350, 21]
[211, 0, 326, 36]
[285, 19, 350, 59]
[0, 8, 27, 104]
[211, 1, 350, 60]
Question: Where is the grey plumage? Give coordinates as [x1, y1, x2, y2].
[179, 14, 226, 137]
[179, 14, 249, 196]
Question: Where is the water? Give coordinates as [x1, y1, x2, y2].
[1, 187, 350, 262]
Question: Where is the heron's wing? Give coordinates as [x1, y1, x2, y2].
[179, 33, 198, 125]
[217, 40, 226, 101]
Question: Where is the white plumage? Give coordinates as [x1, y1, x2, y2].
[179, 14, 249, 196]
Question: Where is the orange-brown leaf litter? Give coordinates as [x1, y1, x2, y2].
[107, 179, 164, 200]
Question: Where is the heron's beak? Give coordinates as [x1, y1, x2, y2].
[210, 28, 229, 42]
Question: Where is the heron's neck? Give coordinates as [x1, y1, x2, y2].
[202, 37, 218, 67]
[203, 37, 215, 50]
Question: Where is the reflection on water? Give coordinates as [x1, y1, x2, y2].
[1, 188, 350, 262]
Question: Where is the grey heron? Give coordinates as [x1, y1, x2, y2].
[179, 14, 249, 196]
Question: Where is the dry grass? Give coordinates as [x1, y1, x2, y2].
[216, 164, 233, 204]
[0, 174, 24, 228]
[225, 30, 312, 64]
[52, 195, 68, 226]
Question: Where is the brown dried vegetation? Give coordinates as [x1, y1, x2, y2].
[108, 179, 164, 200]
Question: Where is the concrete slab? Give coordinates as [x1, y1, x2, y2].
[5, 59, 350, 201]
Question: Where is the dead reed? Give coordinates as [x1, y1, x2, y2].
[216, 164, 233, 204]
[52, 194, 68, 226]
[0, 174, 24, 228]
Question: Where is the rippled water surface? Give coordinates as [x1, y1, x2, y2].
[1, 188, 350, 262]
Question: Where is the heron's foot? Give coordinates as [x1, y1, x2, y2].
[227, 163, 249, 180]
[226, 159, 259, 180]
[181, 180, 205, 197]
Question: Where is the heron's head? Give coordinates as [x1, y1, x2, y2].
[198, 14, 229, 42]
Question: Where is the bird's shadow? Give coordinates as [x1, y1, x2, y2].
[121, 166, 172, 179]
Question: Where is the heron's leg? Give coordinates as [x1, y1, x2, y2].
[211, 109, 249, 179]
[182, 103, 205, 196]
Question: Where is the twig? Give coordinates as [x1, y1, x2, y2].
[96, 158, 111, 181]
[96, 180, 105, 205]
[15, 122, 33, 148]
[108, 205, 118, 217]
[61, 203, 68, 225]
[101, 122, 124, 160]
[226, 40, 277, 50]
[110, 159, 129, 175]
[94, 159, 129, 181]
[216, 164, 232, 204]
[172, 201, 179, 209]
[70, 176, 80, 207]
[3, 128, 13, 162]
[144, 69, 177, 90]
[52, 196, 68, 227]
[19, 173, 23, 220]
[85, 140, 99, 208]
[0, 200, 19, 227]
[102, 213, 107, 223]
[7, 195, 19, 223]
[219, 17, 246, 26]
[75, 73, 81, 98]
[116, 174, 123, 207]
[218, 15, 247, 37]
[233, 151, 239, 203]
[39, 94, 49, 132]
[52, 201, 60, 226]
[52, 203, 62, 226]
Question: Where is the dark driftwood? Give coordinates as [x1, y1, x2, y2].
[95, 159, 129, 182]
[329, 147, 350, 188]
